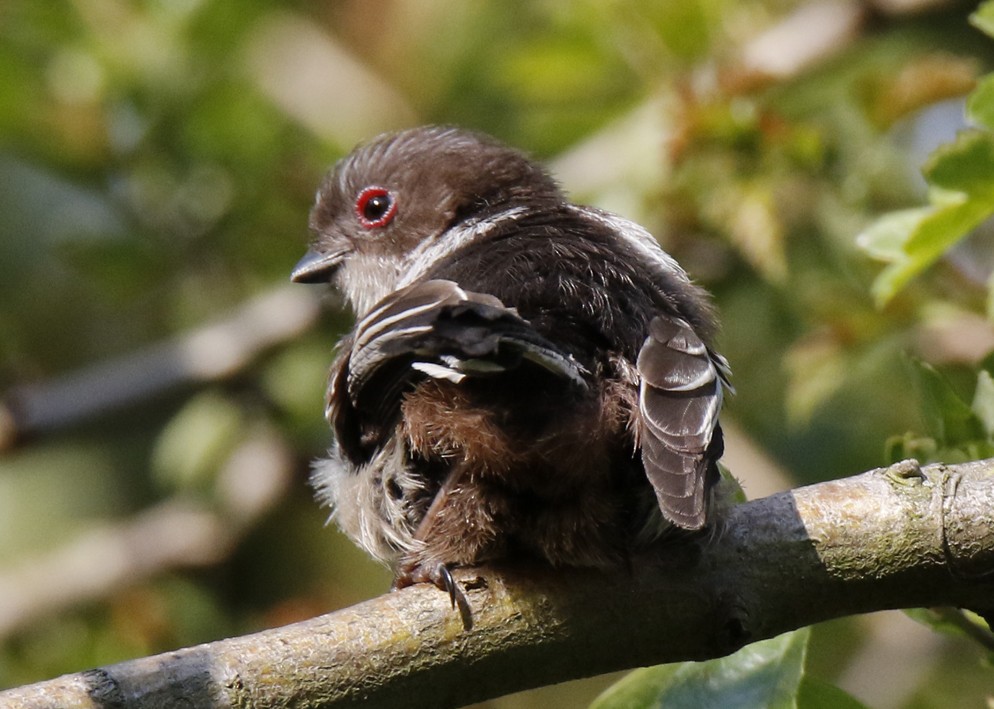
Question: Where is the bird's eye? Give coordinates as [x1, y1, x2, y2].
[355, 186, 397, 228]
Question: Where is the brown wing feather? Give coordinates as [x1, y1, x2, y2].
[636, 315, 725, 530]
[332, 278, 587, 464]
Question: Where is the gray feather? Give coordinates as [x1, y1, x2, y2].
[637, 315, 726, 530]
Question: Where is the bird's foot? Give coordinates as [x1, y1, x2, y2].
[394, 560, 473, 630]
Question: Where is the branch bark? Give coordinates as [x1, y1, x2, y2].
[3, 458, 993, 709]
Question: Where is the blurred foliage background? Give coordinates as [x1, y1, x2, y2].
[1, 0, 993, 706]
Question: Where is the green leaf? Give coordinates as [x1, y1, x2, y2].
[860, 131, 994, 307]
[967, 74, 994, 132]
[718, 463, 748, 504]
[591, 629, 811, 709]
[856, 207, 932, 261]
[796, 677, 868, 709]
[590, 664, 681, 709]
[921, 130, 994, 198]
[904, 608, 994, 653]
[884, 432, 938, 465]
[906, 357, 985, 446]
[981, 349, 994, 378]
[970, 0, 994, 39]
[972, 370, 994, 437]
[868, 198, 990, 307]
[151, 391, 245, 492]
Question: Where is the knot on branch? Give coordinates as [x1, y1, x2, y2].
[928, 461, 994, 581]
[714, 600, 753, 655]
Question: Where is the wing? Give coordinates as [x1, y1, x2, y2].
[637, 314, 730, 530]
[328, 279, 587, 461]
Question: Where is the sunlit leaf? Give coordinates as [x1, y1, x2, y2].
[591, 629, 812, 709]
[860, 124, 994, 307]
[967, 74, 994, 132]
[868, 198, 991, 307]
[856, 207, 931, 261]
[921, 130, 994, 198]
[969, 0, 994, 39]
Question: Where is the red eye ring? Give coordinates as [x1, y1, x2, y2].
[355, 186, 397, 228]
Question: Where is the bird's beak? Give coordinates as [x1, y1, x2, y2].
[290, 248, 347, 283]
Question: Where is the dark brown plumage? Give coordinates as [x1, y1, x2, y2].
[292, 126, 730, 609]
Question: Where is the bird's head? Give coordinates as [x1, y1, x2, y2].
[292, 126, 561, 314]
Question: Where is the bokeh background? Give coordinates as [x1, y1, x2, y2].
[1, 1, 993, 706]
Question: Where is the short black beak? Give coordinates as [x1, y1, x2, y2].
[290, 248, 346, 283]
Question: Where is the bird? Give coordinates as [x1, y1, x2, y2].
[291, 126, 730, 615]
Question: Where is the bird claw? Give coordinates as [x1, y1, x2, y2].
[435, 564, 458, 608]
[394, 561, 474, 630]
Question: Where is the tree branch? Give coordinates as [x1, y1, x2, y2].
[0, 286, 321, 450]
[0, 429, 294, 641]
[3, 458, 993, 708]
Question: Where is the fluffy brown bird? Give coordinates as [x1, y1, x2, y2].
[292, 126, 730, 610]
